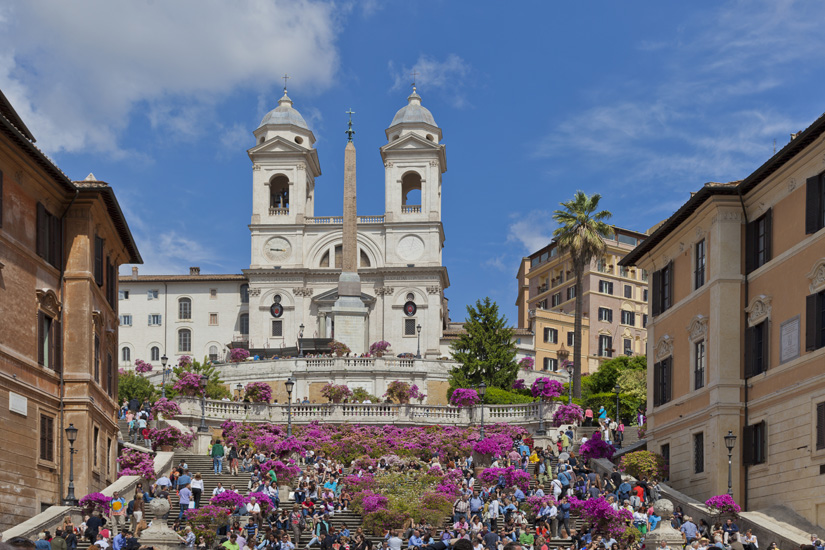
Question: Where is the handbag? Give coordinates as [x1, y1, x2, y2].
[188, 501, 196, 509]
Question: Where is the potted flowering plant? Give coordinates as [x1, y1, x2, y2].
[151, 398, 181, 420]
[210, 491, 246, 511]
[172, 371, 204, 397]
[618, 450, 668, 481]
[244, 382, 273, 403]
[320, 383, 352, 403]
[531, 377, 564, 400]
[184, 505, 230, 546]
[384, 380, 425, 404]
[512, 379, 527, 391]
[518, 357, 535, 370]
[579, 431, 616, 461]
[369, 341, 391, 357]
[79, 492, 111, 515]
[117, 449, 156, 481]
[147, 426, 195, 452]
[330, 341, 351, 357]
[230, 348, 250, 364]
[134, 359, 153, 375]
[705, 494, 741, 520]
[449, 388, 479, 408]
[552, 403, 584, 426]
[479, 466, 532, 491]
[178, 355, 193, 368]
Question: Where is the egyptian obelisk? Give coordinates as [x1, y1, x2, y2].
[332, 110, 368, 354]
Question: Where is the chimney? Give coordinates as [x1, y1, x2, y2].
[190, 267, 201, 276]
[791, 131, 802, 141]
[131, 266, 139, 280]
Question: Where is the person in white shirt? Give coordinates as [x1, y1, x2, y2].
[212, 482, 227, 497]
[246, 496, 262, 523]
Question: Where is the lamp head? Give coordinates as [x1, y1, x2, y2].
[614, 384, 621, 394]
[65, 423, 78, 444]
[478, 381, 487, 397]
[536, 378, 545, 391]
[199, 374, 209, 388]
[566, 363, 574, 376]
[299, 324, 304, 333]
[236, 383, 243, 391]
[417, 324, 422, 334]
[724, 430, 737, 451]
[285, 377, 295, 395]
[161, 355, 168, 367]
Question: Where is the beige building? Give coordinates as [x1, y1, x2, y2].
[0, 90, 141, 530]
[620, 112, 825, 524]
[516, 227, 649, 374]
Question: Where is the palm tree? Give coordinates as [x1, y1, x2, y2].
[553, 191, 613, 398]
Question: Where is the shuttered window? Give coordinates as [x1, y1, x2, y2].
[37, 203, 62, 269]
[743, 421, 767, 465]
[817, 402, 825, 451]
[653, 357, 672, 406]
[807, 291, 825, 352]
[651, 262, 674, 316]
[745, 321, 769, 377]
[543, 327, 558, 344]
[94, 334, 100, 382]
[806, 172, 825, 235]
[39, 415, 54, 462]
[693, 433, 704, 474]
[695, 239, 706, 289]
[598, 335, 613, 357]
[94, 235, 104, 286]
[745, 209, 772, 273]
[107, 353, 114, 397]
[0, 169, 3, 228]
[621, 310, 635, 326]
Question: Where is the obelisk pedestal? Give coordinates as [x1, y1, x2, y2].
[332, 138, 368, 354]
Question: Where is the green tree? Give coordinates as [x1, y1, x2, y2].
[165, 356, 230, 400]
[580, 355, 647, 424]
[553, 191, 613, 398]
[449, 297, 518, 390]
[118, 371, 157, 403]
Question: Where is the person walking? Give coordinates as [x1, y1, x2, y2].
[191, 473, 204, 508]
[109, 492, 127, 536]
[178, 483, 193, 520]
[211, 439, 226, 474]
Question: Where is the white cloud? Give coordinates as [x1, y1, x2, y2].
[389, 54, 473, 108]
[0, 0, 340, 155]
[219, 123, 251, 154]
[506, 210, 555, 253]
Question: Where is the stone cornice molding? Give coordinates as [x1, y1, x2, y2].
[292, 287, 314, 297]
[807, 258, 825, 294]
[654, 334, 673, 362]
[686, 314, 708, 343]
[426, 286, 441, 295]
[35, 289, 62, 317]
[745, 294, 772, 327]
[375, 286, 394, 296]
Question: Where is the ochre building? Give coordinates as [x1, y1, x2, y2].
[0, 90, 141, 531]
[621, 112, 825, 524]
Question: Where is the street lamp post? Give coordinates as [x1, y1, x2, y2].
[536, 378, 546, 436]
[614, 384, 622, 448]
[236, 383, 243, 400]
[416, 324, 422, 359]
[566, 362, 574, 404]
[198, 375, 209, 432]
[298, 324, 305, 358]
[160, 355, 169, 398]
[724, 430, 737, 496]
[478, 381, 487, 440]
[63, 423, 79, 506]
[285, 376, 295, 437]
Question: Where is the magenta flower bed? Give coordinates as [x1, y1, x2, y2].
[512, 378, 526, 390]
[579, 431, 615, 460]
[79, 492, 111, 514]
[479, 466, 531, 491]
[570, 496, 634, 542]
[552, 403, 584, 427]
[117, 449, 156, 480]
[229, 348, 250, 363]
[449, 388, 479, 407]
[531, 377, 564, 399]
[210, 490, 246, 510]
[518, 357, 535, 370]
[173, 371, 204, 396]
[147, 426, 195, 450]
[151, 397, 181, 419]
[705, 494, 741, 516]
[134, 359, 153, 374]
[244, 381, 273, 403]
[259, 459, 301, 484]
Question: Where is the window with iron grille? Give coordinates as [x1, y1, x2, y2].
[693, 432, 704, 474]
[272, 320, 283, 337]
[694, 340, 705, 390]
[404, 318, 417, 336]
[40, 415, 54, 462]
[695, 239, 706, 289]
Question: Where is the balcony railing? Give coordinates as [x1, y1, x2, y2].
[306, 215, 386, 225]
[269, 207, 289, 215]
[401, 205, 422, 214]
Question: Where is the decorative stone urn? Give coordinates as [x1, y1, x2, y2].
[644, 499, 686, 550]
[139, 498, 182, 550]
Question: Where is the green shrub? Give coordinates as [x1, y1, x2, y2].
[483, 387, 535, 404]
[618, 450, 668, 481]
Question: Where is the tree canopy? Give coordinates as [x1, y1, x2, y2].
[449, 297, 518, 390]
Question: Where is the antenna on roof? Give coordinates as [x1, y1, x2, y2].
[773, 139, 776, 154]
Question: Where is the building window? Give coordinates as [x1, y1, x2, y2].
[209, 313, 218, 326]
[36, 203, 63, 269]
[121, 347, 130, 362]
[806, 290, 825, 352]
[107, 437, 112, 475]
[39, 415, 54, 462]
[694, 340, 705, 390]
[543, 327, 558, 344]
[816, 402, 825, 450]
[598, 307, 613, 322]
[643, 288, 648, 302]
[806, 172, 825, 234]
[695, 239, 706, 289]
[652, 262, 674, 316]
[178, 297, 192, 320]
[599, 280, 614, 295]
[94, 334, 100, 382]
[38, 313, 52, 369]
[653, 357, 672, 406]
[240, 314, 249, 335]
[660, 444, 670, 481]
[746, 210, 772, 273]
[551, 293, 562, 307]
[643, 314, 649, 328]
[119, 315, 132, 326]
[543, 357, 558, 371]
[693, 432, 704, 474]
[107, 353, 113, 397]
[178, 329, 192, 352]
[119, 290, 129, 300]
[209, 345, 219, 362]
[93, 427, 99, 468]
[619, 266, 629, 278]
[240, 284, 249, 304]
[0, 170, 3, 228]
[598, 335, 613, 357]
[566, 286, 576, 301]
[744, 421, 767, 465]
[209, 288, 217, 299]
[151, 346, 160, 361]
[567, 332, 575, 346]
[623, 338, 632, 356]
[272, 320, 283, 337]
[147, 289, 159, 300]
[624, 285, 633, 299]
[148, 314, 162, 326]
[745, 320, 769, 377]
[620, 310, 635, 326]
[404, 318, 417, 336]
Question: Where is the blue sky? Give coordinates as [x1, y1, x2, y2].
[3, 0, 825, 323]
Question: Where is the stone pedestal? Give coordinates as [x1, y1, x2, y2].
[193, 432, 212, 455]
[333, 273, 368, 354]
[139, 498, 182, 550]
[644, 500, 686, 550]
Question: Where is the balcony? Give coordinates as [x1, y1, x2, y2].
[305, 215, 386, 225]
[401, 205, 422, 214]
[269, 207, 289, 216]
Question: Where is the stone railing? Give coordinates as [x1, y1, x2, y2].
[305, 215, 385, 225]
[177, 398, 558, 428]
[401, 205, 421, 213]
[269, 207, 289, 215]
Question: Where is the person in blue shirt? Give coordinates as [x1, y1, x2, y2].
[649, 512, 661, 531]
[112, 532, 126, 550]
[339, 525, 350, 538]
[557, 496, 571, 538]
[513, 488, 525, 502]
[408, 530, 424, 548]
[469, 493, 484, 516]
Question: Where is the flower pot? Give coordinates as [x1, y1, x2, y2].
[335, 351, 343, 357]
[160, 445, 173, 452]
[375, 351, 384, 358]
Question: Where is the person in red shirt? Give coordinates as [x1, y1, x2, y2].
[632, 484, 645, 503]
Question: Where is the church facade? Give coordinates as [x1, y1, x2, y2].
[118, 89, 450, 365]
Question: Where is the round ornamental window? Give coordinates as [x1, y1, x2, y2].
[406, 293, 415, 302]
[270, 303, 284, 318]
[404, 301, 417, 317]
[273, 294, 282, 304]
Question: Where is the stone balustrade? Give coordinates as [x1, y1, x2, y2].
[176, 397, 558, 428]
[305, 215, 385, 224]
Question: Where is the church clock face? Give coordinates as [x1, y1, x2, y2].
[264, 237, 291, 263]
[397, 235, 425, 261]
